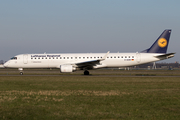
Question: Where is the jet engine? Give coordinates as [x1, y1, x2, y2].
[60, 65, 76, 73]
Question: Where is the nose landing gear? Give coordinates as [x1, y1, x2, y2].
[20, 72, 23, 75]
[18, 68, 24, 75]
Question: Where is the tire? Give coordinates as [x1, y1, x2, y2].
[84, 70, 89, 75]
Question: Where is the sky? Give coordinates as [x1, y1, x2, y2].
[0, 0, 180, 63]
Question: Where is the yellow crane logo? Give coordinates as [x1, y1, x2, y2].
[158, 38, 167, 48]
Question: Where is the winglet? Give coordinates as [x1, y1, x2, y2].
[101, 51, 110, 60]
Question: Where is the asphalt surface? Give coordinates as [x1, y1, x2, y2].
[0, 74, 180, 77]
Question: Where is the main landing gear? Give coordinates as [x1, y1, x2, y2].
[84, 70, 89, 75]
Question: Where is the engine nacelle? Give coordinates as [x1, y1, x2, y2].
[60, 65, 76, 73]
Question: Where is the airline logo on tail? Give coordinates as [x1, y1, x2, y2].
[158, 38, 167, 48]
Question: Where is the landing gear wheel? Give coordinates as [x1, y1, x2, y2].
[20, 72, 23, 75]
[84, 70, 89, 75]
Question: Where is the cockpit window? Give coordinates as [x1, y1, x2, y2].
[11, 57, 17, 60]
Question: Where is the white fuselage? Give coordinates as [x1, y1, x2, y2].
[3, 29, 174, 74]
[4, 53, 163, 69]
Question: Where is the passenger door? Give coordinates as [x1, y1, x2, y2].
[23, 54, 28, 64]
[136, 53, 141, 63]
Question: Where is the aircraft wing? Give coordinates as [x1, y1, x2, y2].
[154, 53, 175, 59]
[74, 51, 110, 68]
[76, 59, 100, 67]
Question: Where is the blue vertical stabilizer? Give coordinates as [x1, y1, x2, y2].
[141, 29, 171, 53]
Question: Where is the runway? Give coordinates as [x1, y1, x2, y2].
[1, 74, 180, 77]
[1, 69, 180, 77]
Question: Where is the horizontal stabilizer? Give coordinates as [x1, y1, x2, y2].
[154, 53, 175, 59]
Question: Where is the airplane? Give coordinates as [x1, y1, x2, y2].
[4, 29, 175, 75]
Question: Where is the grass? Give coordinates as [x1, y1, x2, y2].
[0, 75, 180, 120]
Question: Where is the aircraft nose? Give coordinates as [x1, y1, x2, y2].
[3, 62, 9, 67]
